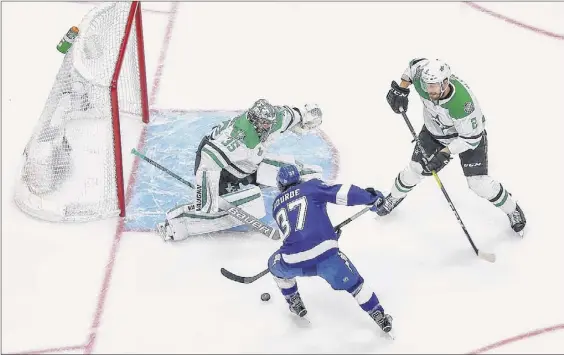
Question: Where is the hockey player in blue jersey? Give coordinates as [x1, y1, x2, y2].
[267, 164, 393, 333]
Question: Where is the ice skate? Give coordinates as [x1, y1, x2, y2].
[375, 193, 405, 216]
[507, 203, 526, 237]
[287, 292, 307, 317]
[369, 308, 393, 334]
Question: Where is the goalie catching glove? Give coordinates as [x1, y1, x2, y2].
[290, 103, 323, 134]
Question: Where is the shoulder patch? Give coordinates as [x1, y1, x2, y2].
[441, 77, 475, 120]
[464, 101, 474, 114]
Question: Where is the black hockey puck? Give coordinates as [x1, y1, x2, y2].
[261, 292, 271, 302]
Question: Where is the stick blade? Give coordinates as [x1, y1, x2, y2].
[220, 267, 270, 284]
[220, 267, 247, 283]
[478, 250, 496, 263]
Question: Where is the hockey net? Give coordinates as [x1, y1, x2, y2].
[14, 2, 149, 222]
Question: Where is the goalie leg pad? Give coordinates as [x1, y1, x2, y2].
[194, 143, 230, 212]
[165, 185, 266, 241]
[195, 168, 220, 213]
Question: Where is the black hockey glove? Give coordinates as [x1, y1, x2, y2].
[425, 150, 451, 172]
[386, 80, 410, 114]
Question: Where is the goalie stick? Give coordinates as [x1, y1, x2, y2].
[131, 148, 281, 240]
[220, 206, 373, 284]
[398, 108, 496, 263]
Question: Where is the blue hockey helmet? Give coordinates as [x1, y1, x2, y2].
[277, 164, 301, 191]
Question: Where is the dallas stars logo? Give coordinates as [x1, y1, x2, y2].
[432, 114, 453, 132]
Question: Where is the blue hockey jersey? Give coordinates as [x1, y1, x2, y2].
[272, 178, 378, 268]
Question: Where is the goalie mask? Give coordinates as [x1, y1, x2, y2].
[248, 99, 276, 142]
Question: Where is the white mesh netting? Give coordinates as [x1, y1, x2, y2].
[14, 2, 147, 222]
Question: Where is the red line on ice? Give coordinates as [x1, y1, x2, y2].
[84, 3, 179, 354]
[464, 2, 564, 40]
[468, 323, 564, 354]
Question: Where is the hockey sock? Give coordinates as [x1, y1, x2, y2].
[273, 276, 298, 302]
[348, 278, 384, 313]
[390, 162, 423, 199]
[488, 184, 517, 215]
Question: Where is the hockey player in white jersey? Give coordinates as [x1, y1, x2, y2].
[157, 99, 323, 241]
[376, 58, 526, 236]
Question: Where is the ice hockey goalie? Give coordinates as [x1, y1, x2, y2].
[157, 98, 324, 241]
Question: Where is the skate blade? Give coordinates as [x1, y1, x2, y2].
[379, 329, 395, 340]
[290, 313, 311, 328]
[517, 230, 524, 237]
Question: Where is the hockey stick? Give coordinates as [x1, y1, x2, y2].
[132, 148, 195, 188]
[398, 109, 496, 263]
[220, 205, 373, 284]
[131, 148, 282, 240]
[220, 267, 270, 284]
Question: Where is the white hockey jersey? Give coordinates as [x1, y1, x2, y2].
[200, 106, 303, 179]
[402, 58, 486, 155]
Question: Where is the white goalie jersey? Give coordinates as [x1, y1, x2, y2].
[202, 104, 321, 179]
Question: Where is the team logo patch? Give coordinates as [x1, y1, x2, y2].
[464, 101, 474, 114]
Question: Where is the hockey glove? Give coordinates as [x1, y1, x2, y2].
[424, 149, 451, 172]
[365, 187, 384, 212]
[291, 103, 323, 134]
[386, 80, 410, 114]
